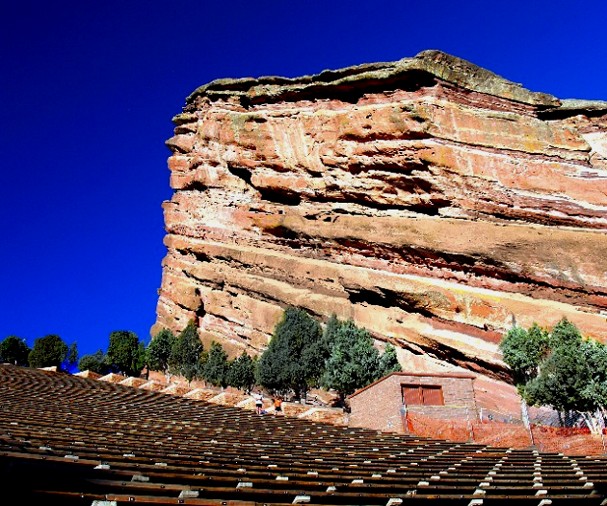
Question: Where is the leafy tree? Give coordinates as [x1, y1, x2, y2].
[549, 316, 583, 348]
[78, 350, 110, 374]
[321, 313, 341, 357]
[321, 318, 383, 402]
[169, 321, 204, 383]
[379, 343, 402, 376]
[524, 338, 590, 414]
[323, 314, 340, 338]
[580, 340, 607, 415]
[523, 318, 595, 421]
[28, 334, 69, 370]
[202, 341, 230, 388]
[0, 335, 31, 366]
[257, 307, 323, 399]
[256, 336, 290, 393]
[499, 322, 549, 389]
[227, 351, 257, 392]
[500, 317, 607, 433]
[105, 330, 146, 377]
[147, 328, 176, 375]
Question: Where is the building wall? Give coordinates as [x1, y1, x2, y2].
[348, 372, 478, 433]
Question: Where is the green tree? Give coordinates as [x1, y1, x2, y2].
[379, 343, 402, 376]
[321, 313, 341, 359]
[202, 341, 230, 388]
[321, 319, 382, 402]
[499, 322, 549, 389]
[227, 351, 257, 392]
[549, 316, 583, 348]
[169, 321, 204, 383]
[523, 318, 595, 422]
[66, 342, 79, 371]
[257, 307, 323, 399]
[323, 314, 341, 338]
[524, 338, 590, 414]
[78, 350, 110, 374]
[500, 317, 607, 433]
[256, 337, 289, 393]
[28, 334, 69, 370]
[105, 330, 146, 377]
[580, 339, 607, 416]
[147, 328, 176, 375]
[0, 335, 31, 366]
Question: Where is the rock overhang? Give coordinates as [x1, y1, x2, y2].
[185, 49, 560, 108]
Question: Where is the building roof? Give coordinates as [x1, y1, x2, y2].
[349, 371, 477, 399]
[1, 364, 605, 504]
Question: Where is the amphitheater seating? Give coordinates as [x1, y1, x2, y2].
[0, 364, 605, 505]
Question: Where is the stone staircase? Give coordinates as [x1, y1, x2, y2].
[3, 363, 605, 505]
[78, 369, 349, 426]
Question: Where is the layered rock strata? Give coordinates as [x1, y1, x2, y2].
[154, 50, 607, 381]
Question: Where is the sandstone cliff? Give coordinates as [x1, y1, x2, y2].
[154, 50, 607, 381]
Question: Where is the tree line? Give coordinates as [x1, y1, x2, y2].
[0, 331, 146, 377]
[4, 308, 604, 426]
[0, 307, 401, 404]
[145, 307, 402, 404]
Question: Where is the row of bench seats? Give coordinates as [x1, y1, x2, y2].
[1, 364, 605, 505]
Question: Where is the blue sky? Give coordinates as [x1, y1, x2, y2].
[2, 0, 605, 361]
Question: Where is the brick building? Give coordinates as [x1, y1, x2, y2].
[348, 371, 478, 433]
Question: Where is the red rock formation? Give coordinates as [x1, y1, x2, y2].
[153, 50, 607, 381]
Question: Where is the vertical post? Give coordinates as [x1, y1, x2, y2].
[467, 408, 475, 443]
[521, 400, 535, 448]
[400, 405, 409, 434]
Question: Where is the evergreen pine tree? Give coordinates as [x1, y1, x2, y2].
[257, 307, 323, 399]
[379, 343, 402, 376]
[203, 341, 230, 387]
[169, 321, 204, 383]
[227, 351, 257, 392]
[321, 319, 382, 402]
[147, 328, 176, 374]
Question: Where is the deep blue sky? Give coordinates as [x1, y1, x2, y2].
[2, 0, 605, 361]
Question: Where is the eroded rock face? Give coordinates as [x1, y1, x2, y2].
[153, 50, 607, 381]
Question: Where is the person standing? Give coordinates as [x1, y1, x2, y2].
[273, 396, 283, 415]
[254, 391, 263, 415]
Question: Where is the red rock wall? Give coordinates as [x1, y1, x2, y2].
[154, 50, 607, 382]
